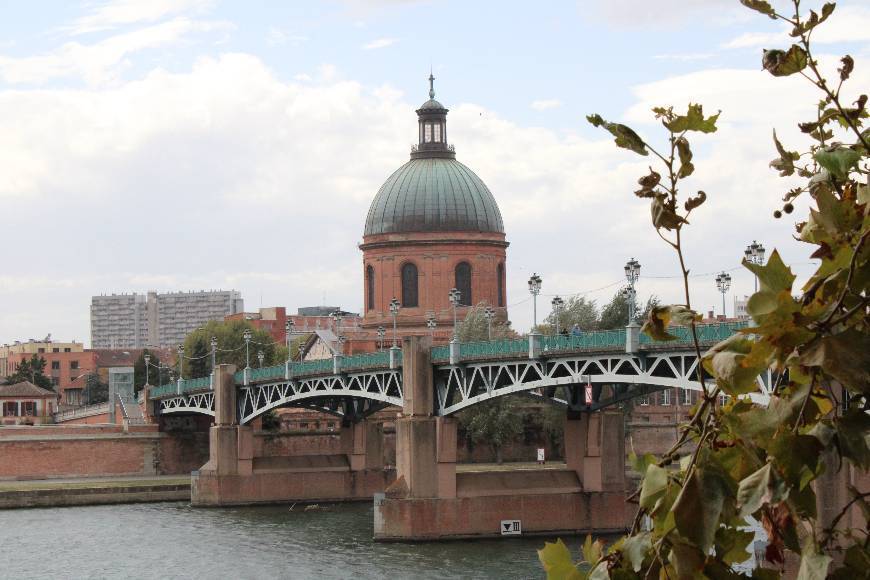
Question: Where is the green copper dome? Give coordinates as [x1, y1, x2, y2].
[364, 75, 504, 237]
[364, 157, 505, 236]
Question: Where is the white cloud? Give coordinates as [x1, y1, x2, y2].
[65, 0, 214, 35]
[0, 18, 232, 85]
[588, 0, 737, 26]
[362, 37, 398, 50]
[267, 26, 308, 47]
[530, 99, 562, 111]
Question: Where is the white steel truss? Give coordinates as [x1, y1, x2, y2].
[236, 370, 403, 424]
[159, 391, 215, 416]
[156, 350, 773, 422]
[435, 352, 772, 416]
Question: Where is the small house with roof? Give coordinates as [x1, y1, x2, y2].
[0, 381, 59, 425]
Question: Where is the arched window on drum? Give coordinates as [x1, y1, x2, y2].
[401, 263, 419, 308]
[366, 265, 375, 311]
[455, 262, 472, 306]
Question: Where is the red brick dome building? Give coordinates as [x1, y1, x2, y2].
[360, 76, 509, 343]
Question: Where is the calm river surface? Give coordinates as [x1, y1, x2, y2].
[1, 502, 553, 579]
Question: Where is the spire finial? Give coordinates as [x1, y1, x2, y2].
[428, 69, 435, 99]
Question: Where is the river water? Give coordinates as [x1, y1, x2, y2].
[1, 502, 554, 579]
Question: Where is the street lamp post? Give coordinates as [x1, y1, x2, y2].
[376, 325, 386, 351]
[624, 258, 641, 325]
[448, 288, 461, 340]
[177, 344, 184, 381]
[426, 314, 437, 339]
[483, 305, 496, 340]
[297, 342, 306, 362]
[285, 319, 295, 360]
[550, 296, 564, 336]
[210, 336, 217, 372]
[389, 298, 400, 347]
[715, 272, 732, 318]
[144, 354, 151, 386]
[243, 329, 252, 369]
[527, 273, 542, 330]
[257, 350, 264, 368]
[744, 240, 766, 292]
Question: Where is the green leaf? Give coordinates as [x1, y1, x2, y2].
[581, 535, 603, 566]
[740, 0, 776, 18]
[763, 45, 809, 77]
[621, 533, 651, 572]
[675, 137, 694, 178]
[737, 463, 783, 518]
[715, 527, 755, 565]
[639, 463, 668, 509]
[813, 147, 860, 180]
[703, 335, 770, 396]
[743, 249, 795, 293]
[672, 468, 726, 552]
[587, 114, 648, 156]
[797, 552, 831, 580]
[802, 329, 870, 395]
[663, 103, 720, 133]
[538, 539, 583, 579]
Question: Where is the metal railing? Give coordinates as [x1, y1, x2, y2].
[343, 351, 391, 370]
[541, 330, 627, 352]
[54, 402, 109, 422]
[459, 338, 529, 359]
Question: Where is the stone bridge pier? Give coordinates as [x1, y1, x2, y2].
[374, 337, 629, 541]
[191, 364, 393, 506]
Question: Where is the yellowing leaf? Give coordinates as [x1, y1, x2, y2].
[743, 249, 796, 293]
[797, 552, 831, 580]
[639, 464, 669, 509]
[538, 539, 583, 580]
[587, 114, 648, 156]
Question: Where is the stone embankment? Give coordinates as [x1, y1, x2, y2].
[0, 475, 190, 508]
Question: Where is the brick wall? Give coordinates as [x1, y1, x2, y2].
[0, 425, 208, 480]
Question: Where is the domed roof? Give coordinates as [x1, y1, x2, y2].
[364, 157, 504, 236]
[418, 98, 445, 110]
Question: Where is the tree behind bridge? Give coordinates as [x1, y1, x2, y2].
[182, 320, 286, 378]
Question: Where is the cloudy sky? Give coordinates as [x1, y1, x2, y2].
[1, 0, 868, 345]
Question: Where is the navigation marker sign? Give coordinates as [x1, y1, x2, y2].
[501, 520, 521, 536]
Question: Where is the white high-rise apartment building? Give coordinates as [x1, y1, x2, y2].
[90, 290, 243, 348]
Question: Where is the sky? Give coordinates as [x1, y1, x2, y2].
[1, 0, 868, 345]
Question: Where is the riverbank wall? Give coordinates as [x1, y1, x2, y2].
[0, 424, 208, 480]
[0, 477, 191, 508]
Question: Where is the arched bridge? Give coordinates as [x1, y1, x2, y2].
[148, 321, 769, 424]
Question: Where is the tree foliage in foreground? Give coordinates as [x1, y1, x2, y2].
[540, 2, 869, 577]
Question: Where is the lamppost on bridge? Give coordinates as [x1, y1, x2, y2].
[285, 319, 295, 361]
[257, 350, 264, 369]
[715, 271, 732, 318]
[337, 335, 346, 354]
[550, 296, 564, 336]
[483, 305, 496, 340]
[176, 344, 184, 380]
[376, 325, 386, 351]
[243, 329, 252, 370]
[527, 273, 542, 331]
[331, 310, 344, 350]
[426, 314, 437, 340]
[744, 240, 766, 292]
[144, 353, 151, 386]
[297, 341, 306, 362]
[448, 288, 461, 340]
[389, 298, 400, 347]
[623, 258, 641, 325]
[210, 336, 217, 372]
